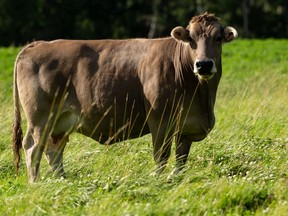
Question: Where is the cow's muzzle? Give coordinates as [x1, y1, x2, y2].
[193, 59, 217, 80]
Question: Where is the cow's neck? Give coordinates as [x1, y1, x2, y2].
[174, 42, 195, 88]
[198, 81, 216, 129]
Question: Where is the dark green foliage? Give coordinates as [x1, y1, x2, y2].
[0, 0, 287, 46]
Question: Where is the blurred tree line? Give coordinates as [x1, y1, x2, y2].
[0, 0, 287, 46]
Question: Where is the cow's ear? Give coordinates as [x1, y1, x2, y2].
[171, 26, 190, 43]
[223, 26, 238, 43]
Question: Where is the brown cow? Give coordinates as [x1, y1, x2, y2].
[13, 13, 237, 182]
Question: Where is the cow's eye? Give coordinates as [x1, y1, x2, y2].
[188, 37, 197, 49]
[189, 40, 197, 49]
[216, 36, 223, 42]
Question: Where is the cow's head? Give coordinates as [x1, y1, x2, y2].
[171, 12, 238, 81]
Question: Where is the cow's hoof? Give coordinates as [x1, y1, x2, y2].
[167, 168, 186, 181]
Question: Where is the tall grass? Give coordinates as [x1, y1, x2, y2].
[0, 40, 288, 215]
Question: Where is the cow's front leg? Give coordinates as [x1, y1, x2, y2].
[172, 135, 192, 175]
[149, 121, 174, 174]
[45, 134, 68, 178]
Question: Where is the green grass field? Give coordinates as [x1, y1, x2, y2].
[0, 40, 287, 215]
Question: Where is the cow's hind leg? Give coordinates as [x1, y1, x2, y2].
[45, 134, 68, 178]
[44, 111, 77, 178]
[23, 123, 49, 183]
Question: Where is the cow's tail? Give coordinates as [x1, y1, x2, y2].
[13, 51, 23, 176]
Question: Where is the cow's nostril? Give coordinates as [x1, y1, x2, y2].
[206, 60, 213, 69]
[196, 62, 201, 69]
